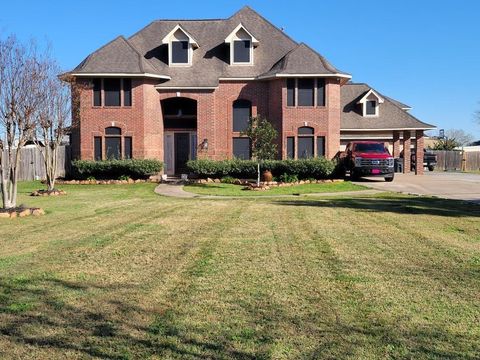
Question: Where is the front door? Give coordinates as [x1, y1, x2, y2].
[174, 133, 190, 175]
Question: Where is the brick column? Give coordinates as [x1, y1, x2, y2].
[415, 130, 424, 175]
[393, 131, 400, 157]
[403, 130, 411, 173]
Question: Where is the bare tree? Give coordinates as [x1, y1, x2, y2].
[0, 36, 45, 209]
[445, 128, 474, 147]
[34, 64, 73, 192]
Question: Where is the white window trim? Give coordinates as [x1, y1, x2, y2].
[225, 23, 257, 66]
[357, 89, 384, 117]
[161, 24, 199, 67]
[230, 39, 253, 66]
[168, 40, 193, 67]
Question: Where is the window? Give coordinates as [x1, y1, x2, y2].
[298, 126, 314, 135]
[93, 79, 101, 106]
[92, 78, 131, 107]
[317, 136, 325, 157]
[366, 100, 376, 115]
[124, 137, 132, 159]
[287, 79, 296, 107]
[172, 41, 189, 64]
[298, 126, 314, 158]
[94, 137, 102, 161]
[123, 79, 132, 106]
[104, 78, 121, 106]
[298, 79, 314, 106]
[233, 138, 250, 159]
[233, 99, 251, 132]
[317, 79, 326, 106]
[287, 137, 295, 159]
[105, 127, 121, 160]
[233, 40, 251, 63]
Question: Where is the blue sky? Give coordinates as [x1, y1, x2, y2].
[1, 0, 479, 138]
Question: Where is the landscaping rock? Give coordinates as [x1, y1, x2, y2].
[0, 212, 10, 219]
[32, 208, 45, 216]
[213, 178, 221, 183]
[18, 209, 31, 217]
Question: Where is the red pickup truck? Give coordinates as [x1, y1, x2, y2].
[339, 141, 395, 182]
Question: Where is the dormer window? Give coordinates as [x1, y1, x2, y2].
[234, 39, 251, 63]
[161, 25, 199, 67]
[357, 89, 384, 117]
[225, 23, 259, 65]
[366, 100, 377, 115]
[171, 41, 189, 64]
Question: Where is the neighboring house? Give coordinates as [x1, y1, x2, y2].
[67, 6, 434, 175]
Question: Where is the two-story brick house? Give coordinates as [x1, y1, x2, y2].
[68, 6, 434, 175]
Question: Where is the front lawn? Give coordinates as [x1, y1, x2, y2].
[0, 182, 479, 359]
[184, 181, 366, 196]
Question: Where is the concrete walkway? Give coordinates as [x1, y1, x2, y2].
[354, 172, 480, 203]
[154, 183, 383, 199]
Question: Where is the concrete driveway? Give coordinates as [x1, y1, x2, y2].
[355, 172, 480, 203]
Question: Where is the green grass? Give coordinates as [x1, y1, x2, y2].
[0, 181, 479, 359]
[184, 181, 366, 196]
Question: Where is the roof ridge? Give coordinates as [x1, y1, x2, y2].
[119, 35, 147, 73]
[229, 6, 298, 46]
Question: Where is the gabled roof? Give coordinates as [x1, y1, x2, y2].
[341, 83, 435, 131]
[258, 43, 351, 79]
[70, 6, 346, 87]
[161, 24, 199, 48]
[356, 88, 384, 104]
[224, 23, 259, 45]
[71, 36, 168, 79]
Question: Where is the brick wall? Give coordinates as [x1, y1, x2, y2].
[73, 77, 343, 162]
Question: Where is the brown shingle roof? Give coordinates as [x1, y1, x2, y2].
[71, 6, 348, 86]
[341, 83, 435, 130]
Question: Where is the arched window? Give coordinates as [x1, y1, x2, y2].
[232, 99, 251, 132]
[298, 127, 314, 158]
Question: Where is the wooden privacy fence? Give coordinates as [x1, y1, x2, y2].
[2, 145, 71, 181]
[432, 150, 480, 172]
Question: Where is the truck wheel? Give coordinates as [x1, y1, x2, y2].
[385, 174, 394, 182]
[428, 165, 434, 171]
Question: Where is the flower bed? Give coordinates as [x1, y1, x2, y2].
[31, 189, 67, 197]
[0, 207, 45, 219]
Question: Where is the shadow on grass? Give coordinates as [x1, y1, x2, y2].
[273, 195, 480, 218]
[0, 272, 478, 359]
[0, 275, 259, 359]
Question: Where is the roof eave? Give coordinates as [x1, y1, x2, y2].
[341, 127, 437, 131]
[257, 73, 352, 80]
[69, 72, 171, 80]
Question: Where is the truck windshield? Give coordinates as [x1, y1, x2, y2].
[353, 143, 387, 153]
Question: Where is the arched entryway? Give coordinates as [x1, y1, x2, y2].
[161, 97, 197, 175]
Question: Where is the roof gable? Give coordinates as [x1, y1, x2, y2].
[72, 36, 162, 77]
[259, 43, 350, 79]
[341, 84, 435, 130]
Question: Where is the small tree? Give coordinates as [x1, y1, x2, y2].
[34, 65, 73, 192]
[432, 138, 459, 151]
[0, 36, 45, 209]
[241, 116, 278, 185]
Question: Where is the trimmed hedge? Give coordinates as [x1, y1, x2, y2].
[72, 159, 163, 180]
[186, 158, 335, 180]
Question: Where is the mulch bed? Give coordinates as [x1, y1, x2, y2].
[0, 207, 45, 219]
[31, 189, 67, 197]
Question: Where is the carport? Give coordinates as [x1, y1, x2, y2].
[340, 83, 435, 175]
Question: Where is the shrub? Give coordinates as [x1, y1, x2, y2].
[279, 173, 298, 183]
[220, 176, 237, 184]
[187, 157, 335, 180]
[72, 159, 163, 180]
